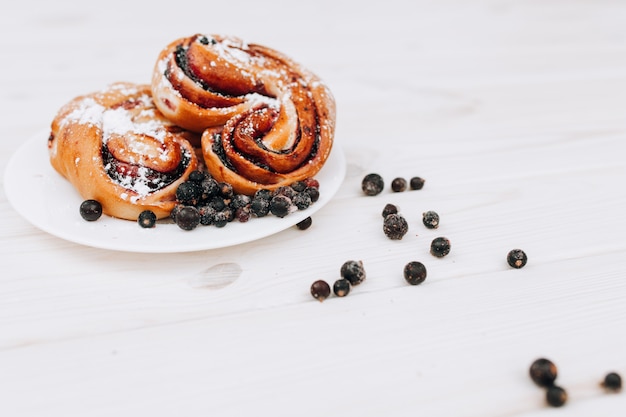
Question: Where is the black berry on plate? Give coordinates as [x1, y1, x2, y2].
[430, 237, 451, 257]
[383, 213, 409, 240]
[362, 173, 384, 196]
[176, 181, 202, 205]
[403, 261, 427, 285]
[235, 207, 251, 223]
[290, 181, 307, 193]
[409, 177, 425, 190]
[218, 182, 234, 199]
[79, 199, 103, 221]
[198, 206, 216, 226]
[292, 192, 312, 210]
[200, 178, 220, 201]
[230, 194, 251, 210]
[137, 210, 157, 228]
[188, 170, 206, 183]
[304, 186, 320, 203]
[422, 211, 440, 229]
[269, 195, 292, 218]
[310, 280, 331, 302]
[213, 210, 230, 228]
[296, 217, 313, 230]
[391, 177, 407, 192]
[175, 206, 200, 231]
[529, 358, 558, 387]
[340, 260, 366, 286]
[382, 203, 399, 218]
[507, 249, 528, 269]
[545, 386, 567, 407]
[250, 196, 271, 217]
[333, 278, 351, 297]
[601, 372, 622, 392]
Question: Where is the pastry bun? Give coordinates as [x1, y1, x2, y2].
[48, 82, 199, 220]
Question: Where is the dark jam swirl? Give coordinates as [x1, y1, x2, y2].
[102, 145, 191, 194]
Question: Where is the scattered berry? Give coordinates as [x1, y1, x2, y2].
[304, 178, 320, 189]
[507, 249, 528, 269]
[391, 177, 407, 192]
[409, 177, 425, 190]
[296, 217, 313, 230]
[175, 206, 200, 231]
[254, 189, 272, 201]
[340, 260, 366, 286]
[601, 372, 622, 392]
[404, 261, 427, 285]
[382, 203, 399, 218]
[137, 210, 156, 228]
[383, 213, 409, 240]
[362, 173, 384, 196]
[230, 194, 251, 210]
[333, 278, 351, 297]
[200, 178, 220, 201]
[79, 199, 103, 222]
[422, 211, 440, 229]
[545, 385, 567, 407]
[269, 195, 292, 218]
[529, 358, 558, 387]
[310, 280, 331, 302]
[430, 237, 451, 257]
[273, 185, 296, 200]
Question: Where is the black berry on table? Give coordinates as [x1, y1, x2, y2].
[545, 385, 567, 407]
[362, 173, 384, 196]
[340, 260, 366, 286]
[529, 358, 558, 387]
[296, 217, 313, 230]
[310, 280, 331, 302]
[137, 210, 157, 228]
[430, 237, 451, 257]
[507, 249, 528, 269]
[409, 177, 425, 190]
[422, 211, 440, 229]
[79, 199, 102, 222]
[403, 261, 427, 285]
[601, 372, 622, 392]
[391, 177, 407, 192]
[383, 213, 409, 240]
[333, 278, 351, 297]
[175, 206, 200, 231]
[382, 203, 399, 218]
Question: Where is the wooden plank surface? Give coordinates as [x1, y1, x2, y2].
[1, 0, 625, 415]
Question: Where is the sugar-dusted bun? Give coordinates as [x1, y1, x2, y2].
[48, 82, 199, 220]
[152, 34, 335, 195]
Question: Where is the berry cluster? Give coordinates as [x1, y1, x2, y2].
[361, 173, 425, 196]
[170, 172, 320, 231]
[310, 260, 366, 302]
[78, 172, 321, 231]
[529, 358, 622, 408]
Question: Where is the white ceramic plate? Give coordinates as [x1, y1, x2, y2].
[4, 131, 346, 253]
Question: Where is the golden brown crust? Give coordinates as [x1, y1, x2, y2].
[152, 34, 336, 195]
[48, 82, 199, 220]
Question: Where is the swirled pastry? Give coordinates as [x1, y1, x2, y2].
[151, 34, 335, 195]
[48, 82, 199, 220]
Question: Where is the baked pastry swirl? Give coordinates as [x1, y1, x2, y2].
[151, 34, 335, 195]
[48, 82, 199, 220]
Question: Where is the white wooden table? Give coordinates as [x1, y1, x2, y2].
[2, 1, 626, 415]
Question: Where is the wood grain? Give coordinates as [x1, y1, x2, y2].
[1, 0, 625, 415]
